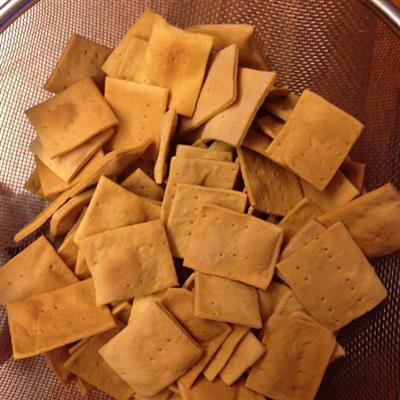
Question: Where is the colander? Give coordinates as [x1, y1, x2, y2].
[0, 1, 399, 399]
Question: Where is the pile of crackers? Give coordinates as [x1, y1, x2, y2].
[1, 8, 400, 400]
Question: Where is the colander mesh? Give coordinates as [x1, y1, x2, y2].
[0, 0, 399, 399]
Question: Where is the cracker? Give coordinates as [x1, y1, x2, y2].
[167, 184, 247, 258]
[117, 35, 148, 81]
[246, 316, 336, 400]
[178, 377, 238, 400]
[74, 377, 94, 396]
[184, 204, 283, 289]
[201, 68, 276, 147]
[241, 126, 272, 156]
[64, 325, 135, 400]
[24, 167, 44, 198]
[99, 303, 203, 397]
[129, 290, 166, 324]
[144, 16, 213, 117]
[26, 78, 118, 158]
[0, 236, 77, 305]
[74, 176, 160, 243]
[121, 168, 164, 201]
[236, 379, 265, 400]
[175, 145, 232, 162]
[208, 141, 234, 153]
[30, 129, 113, 182]
[318, 183, 400, 258]
[195, 272, 262, 328]
[105, 78, 168, 159]
[238, 147, 302, 216]
[136, 390, 174, 400]
[111, 301, 132, 324]
[340, 157, 366, 191]
[7, 279, 116, 359]
[44, 346, 73, 384]
[192, 139, 207, 149]
[74, 249, 91, 279]
[256, 114, 283, 139]
[276, 222, 387, 331]
[161, 288, 231, 387]
[154, 108, 178, 184]
[301, 170, 359, 212]
[280, 220, 326, 260]
[50, 189, 94, 237]
[220, 332, 265, 385]
[263, 92, 299, 121]
[161, 157, 239, 224]
[266, 90, 364, 191]
[44, 34, 112, 93]
[179, 44, 238, 134]
[257, 281, 292, 323]
[101, 8, 156, 77]
[278, 197, 322, 243]
[80, 220, 178, 304]
[203, 324, 249, 381]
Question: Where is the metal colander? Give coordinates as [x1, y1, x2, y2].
[0, 0, 399, 399]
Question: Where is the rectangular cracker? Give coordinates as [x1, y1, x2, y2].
[7, 279, 116, 359]
[80, 220, 177, 305]
[246, 316, 336, 400]
[179, 44, 238, 134]
[238, 147, 303, 216]
[176, 144, 232, 162]
[154, 108, 178, 184]
[0, 236, 77, 304]
[121, 168, 164, 201]
[167, 184, 247, 258]
[301, 170, 359, 212]
[105, 77, 168, 159]
[266, 90, 364, 191]
[263, 92, 299, 121]
[278, 197, 322, 243]
[277, 222, 387, 331]
[201, 68, 276, 146]
[74, 176, 160, 243]
[143, 16, 213, 117]
[220, 332, 265, 385]
[30, 129, 113, 182]
[340, 157, 366, 191]
[64, 324, 135, 400]
[195, 272, 262, 328]
[256, 114, 283, 139]
[317, 183, 400, 258]
[44, 34, 112, 93]
[179, 377, 238, 400]
[99, 303, 203, 397]
[161, 157, 239, 224]
[184, 204, 283, 289]
[26, 78, 118, 158]
[241, 126, 272, 156]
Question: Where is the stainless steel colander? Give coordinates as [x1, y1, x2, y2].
[0, 1, 399, 399]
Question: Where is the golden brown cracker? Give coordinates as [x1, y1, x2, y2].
[121, 168, 164, 201]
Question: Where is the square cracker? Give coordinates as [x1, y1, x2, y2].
[161, 157, 239, 224]
[266, 90, 364, 191]
[201, 68, 276, 147]
[301, 170, 359, 212]
[278, 197, 322, 243]
[340, 157, 365, 191]
[154, 108, 178, 184]
[179, 44, 238, 134]
[0, 236, 77, 305]
[143, 16, 213, 117]
[44, 34, 112, 94]
[80, 220, 177, 305]
[317, 183, 400, 258]
[195, 273, 261, 328]
[7, 279, 116, 359]
[178, 377, 238, 400]
[176, 145, 232, 162]
[256, 114, 283, 139]
[220, 332, 265, 385]
[121, 168, 164, 201]
[26, 78, 118, 158]
[238, 147, 303, 216]
[64, 325, 135, 400]
[99, 302, 203, 397]
[74, 176, 160, 243]
[29, 129, 113, 182]
[246, 315, 336, 400]
[276, 222, 387, 331]
[160, 288, 231, 388]
[105, 78, 168, 159]
[167, 184, 247, 258]
[203, 324, 249, 381]
[263, 92, 299, 121]
[242, 126, 272, 156]
[184, 204, 283, 289]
